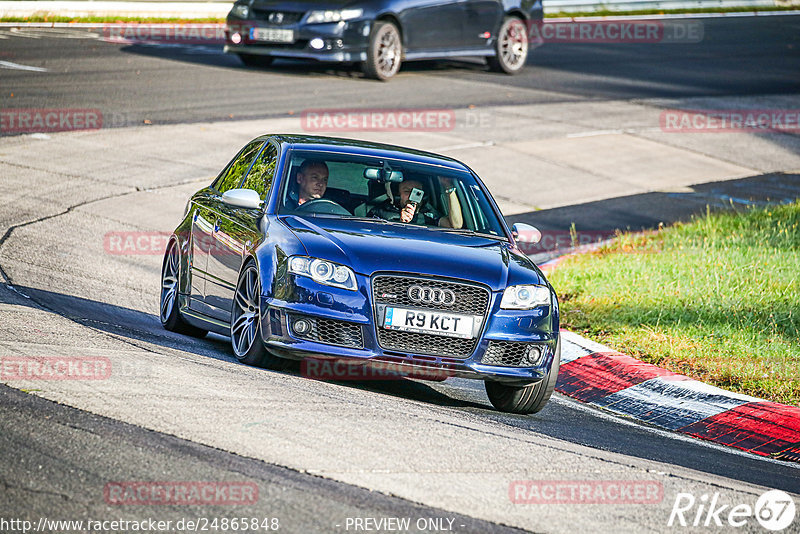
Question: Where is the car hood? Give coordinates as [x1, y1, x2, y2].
[281, 216, 544, 291]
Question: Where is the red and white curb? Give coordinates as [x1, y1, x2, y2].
[557, 330, 800, 463]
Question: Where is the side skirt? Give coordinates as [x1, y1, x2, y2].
[178, 294, 230, 336]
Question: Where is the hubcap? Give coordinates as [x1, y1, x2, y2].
[232, 267, 260, 357]
[500, 19, 528, 70]
[160, 245, 179, 323]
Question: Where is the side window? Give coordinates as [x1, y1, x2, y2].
[241, 143, 278, 198]
[213, 141, 264, 194]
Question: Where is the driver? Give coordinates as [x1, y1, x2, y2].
[285, 160, 329, 209]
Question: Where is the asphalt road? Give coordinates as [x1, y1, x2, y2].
[0, 16, 798, 126]
[0, 383, 526, 534]
[1, 15, 799, 534]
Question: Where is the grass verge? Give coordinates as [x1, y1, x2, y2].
[548, 201, 800, 405]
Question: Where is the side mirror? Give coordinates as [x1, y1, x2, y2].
[511, 223, 542, 244]
[221, 188, 263, 210]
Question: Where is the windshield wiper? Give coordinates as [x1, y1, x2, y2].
[340, 216, 392, 224]
[435, 227, 506, 240]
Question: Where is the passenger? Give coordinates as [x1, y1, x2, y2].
[369, 177, 463, 228]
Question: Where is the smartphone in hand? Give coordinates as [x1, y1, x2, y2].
[408, 188, 424, 207]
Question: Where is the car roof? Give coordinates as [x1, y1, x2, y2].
[260, 134, 470, 171]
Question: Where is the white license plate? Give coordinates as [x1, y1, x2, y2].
[249, 27, 295, 43]
[383, 307, 475, 339]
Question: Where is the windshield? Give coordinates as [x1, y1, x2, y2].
[277, 150, 507, 238]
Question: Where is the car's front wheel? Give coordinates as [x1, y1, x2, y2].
[160, 241, 208, 337]
[362, 21, 402, 81]
[484, 339, 561, 414]
[488, 16, 529, 74]
[231, 262, 285, 369]
[237, 53, 274, 68]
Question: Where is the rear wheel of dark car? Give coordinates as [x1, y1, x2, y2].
[484, 339, 561, 414]
[231, 262, 285, 370]
[160, 241, 208, 338]
[488, 16, 529, 74]
[237, 53, 274, 68]
[363, 21, 402, 81]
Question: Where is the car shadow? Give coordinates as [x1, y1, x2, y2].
[4, 285, 799, 492]
[0, 283, 490, 411]
[116, 42, 492, 80]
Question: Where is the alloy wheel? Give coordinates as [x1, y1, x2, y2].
[499, 19, 528, 71]
[232, 265, 261, 358]
[160, 244, 180, 323]
[376, 26, 401, 78]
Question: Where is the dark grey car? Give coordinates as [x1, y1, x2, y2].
[224, 0, 542, 79]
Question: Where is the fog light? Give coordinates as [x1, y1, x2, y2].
[293, 319, 311, 335]
[309, 38, 324, 50]
[524, 346, 543, 365]
[231, 32, 242, 44]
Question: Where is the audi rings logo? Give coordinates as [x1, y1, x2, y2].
[268, 12, 285, 24]
[408, 285, 456, 306]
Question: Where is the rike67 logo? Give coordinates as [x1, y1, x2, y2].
[668, 490, 796, 531]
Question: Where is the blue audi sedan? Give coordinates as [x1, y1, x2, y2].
[161, 135, 560, 414]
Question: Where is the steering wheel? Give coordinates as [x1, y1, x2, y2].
[295, 198, 351, 216]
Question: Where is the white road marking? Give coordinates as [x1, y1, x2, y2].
[434, 141, 495, 151]
[566, 128, 661, 138]
[0, 60, 48, 72]
[8, 27, 99, 39]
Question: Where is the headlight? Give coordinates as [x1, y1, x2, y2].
[306, 8, 363, 23]
[288, 256, 357, 291]
[230, 4, 250, 18]
[500, 285, 550, 310]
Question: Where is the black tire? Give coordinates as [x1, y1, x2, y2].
[362, 21, 402, 81]
[160, 241, 208, 338]
[231, 262, 286, 370]
[484, 338, 561, 414]
[487, 16, 529, 74]
[237, 53, 274, 68]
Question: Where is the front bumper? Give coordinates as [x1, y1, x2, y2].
[224, 18, 371, 62]
[260, 273, 559, 385]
